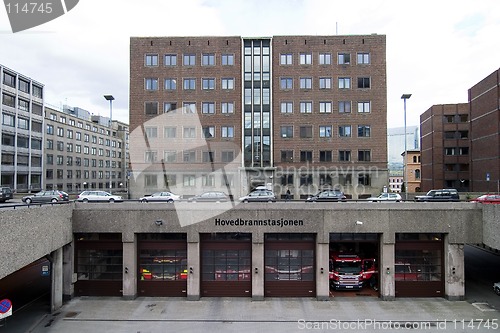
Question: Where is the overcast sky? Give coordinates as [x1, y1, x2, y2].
[1, 0, 499, 128]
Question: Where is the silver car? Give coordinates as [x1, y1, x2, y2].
[239, 190, 276, 203]
[367, 193, 402, 202]
[139, 192, 181, 203]
[77, 191, 123, 203]
[22, 190, 69, 204]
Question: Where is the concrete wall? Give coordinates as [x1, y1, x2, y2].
[482, 204, 500, 249]
[0, 204, 73, 279]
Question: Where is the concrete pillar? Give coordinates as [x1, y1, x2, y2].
[252, 242, 264, 300]
[316, 242, 329, 301]
[379, 242, 395, 300]
[51, 248, 63, 312]
[122, 237, 137, 300]
[444, 238, 465, 301]
[187, 241, 200, 300]
[62, 243, 74, 301]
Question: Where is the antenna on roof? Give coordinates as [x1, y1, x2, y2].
[336, 22, 338, 35]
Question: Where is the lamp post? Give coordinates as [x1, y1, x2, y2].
[401, 94, 412, 201]
[104, 95, 114, 192]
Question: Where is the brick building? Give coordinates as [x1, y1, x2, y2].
[129, 35, 388, 199]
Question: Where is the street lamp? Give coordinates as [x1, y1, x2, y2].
[401, 94, 412, 201]
[104, 95, 114, 192]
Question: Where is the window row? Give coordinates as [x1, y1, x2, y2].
[145, 125, 234, 140]
[145, 77, 235, 91]
[279, 52, 370, 66]
[48, 113, 117, 134]
[46, 155, 121, 168]
[280, 125, 371, 138]
[46, 169, 117, 180]
[145, 53, 235, 67]
[279, 173, 370, 186]
[145, 101, 235, 115]
[2, 71, 43, 97]
[280, 101, 370, 114]
[142, 150, 237, 164]
[279, 149, 372, 163]
[46, 126, 118, 147]
[143, 173, 236, 188]
[280, 77, 371, 90]
[2, 112, 43, 132]
[2, 134, 42, 150]
[1, 153, 42, 166]
[1, 93, 43, 115]
[45, 141, 119, 158]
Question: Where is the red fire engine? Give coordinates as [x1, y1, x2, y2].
[329, 253, 377, 290]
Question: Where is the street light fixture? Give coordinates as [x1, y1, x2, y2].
[104, 95, 114, 192]
[401, 94, 412, 201]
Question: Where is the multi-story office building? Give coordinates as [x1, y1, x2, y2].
[129, 35, 388, 199]
[44, 105, 129, 194]
[1, 65, 44, 192]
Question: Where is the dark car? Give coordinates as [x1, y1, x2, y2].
[0, 186, 13, 203]
[306, 190, 346, 202]
[188, 191, 229, 203]
[22, 190, 69, 204]
[414, 189, 460, 202]
[238, 190, 276, 203]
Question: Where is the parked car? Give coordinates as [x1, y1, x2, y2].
[139, 191, 181, 203]
[0, 186, 13, 203]
[77, 191, 123, 203]
[188, 191, 229, 203]
[22, 190, 69, 204]
[494, 282, 500, 296]
[239, 190, 276, 203]
[306, 189, 346, 202]
[470, 194, 500, 204]
[414, 189, 460, 202]
[366, 192, 402, 202]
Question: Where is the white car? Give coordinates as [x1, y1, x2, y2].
[367, 192, 402, 202]
[77, 191, 123, 203]
[139, 192, 181, 203]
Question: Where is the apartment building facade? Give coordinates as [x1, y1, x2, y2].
[1, 65, 44, 192]
[129, 35, 388, 199]
[44, 105, 129, 194]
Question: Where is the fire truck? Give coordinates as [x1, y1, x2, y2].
[329, 253, 377, 290]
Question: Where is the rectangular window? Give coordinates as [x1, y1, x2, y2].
[300, 174, 313, 186]
[319, 53, 331, 65]
[202, 174, 215, 187]
[320, 151, 332, 162]
[202, 78, 215, 90]
[358, 150, 371, 161]
[358, 101, 371, 113]
[357, 52, 370, 64]
[202, 53, 215, 66]
[202, 102, 215, 114]
[46, 139, 53, 150]
[339, 150, 351, 162]
[18, 98, 29, 112]
[221, 102, 234, 114]
[164, 151, 177, 162]
[2, 93, 15, 107]
[280, 53, 292, 65]
[32, 103, 42, 115]
[300, 126, 312, 138]
[183, 54, 196, 66]
[164, 102, 177, 113]
[281, 150, 293, 163]
[183, 127, 196, 138]
[338, 53, 350, 64]
[319, 77, 332, 89]
[280, 102, 293, 113]
[183, 78, 196, 90]
[300, 53, 312, 65]
[300, 102, 312, 114]
[319, 125, 332, 138]
[164, 78, 177, 90]
[33, 85, 43, 98]
[221, 151, 234, 162]
[319, 102, 332, 113]
[339, 125, 351, 137]
[299, 78, 312, 89]
[3, 113, 15, 127]
[280, 126, 293, 138]
[202, 151, 214, 163]
[164, 54, 177, 66]
[339, 77, 351, 89]
[145, 78, 158, 90]
[145, 54, 158, 66]
[3, 71, 15, 87]
[357, 125, 371, 137]
[339, 101, 351, 113]
[183, 102, 196, 114]
[145, 151, 157, 162]
[221, 54, 234, 66]
[280, 78, 293, 90]
[221, 126, 234, 138]
[18, 117, 29, 130]
[357, 77, 370, 88]
[183, 151, 196, 163]
[145, 126, 158, 139]
[202, 126, 215, 138]
[145, 102, 158, 115]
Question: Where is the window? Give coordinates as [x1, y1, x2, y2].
[202, 174, 215, 186]
[319, 102, 332, 113]
[202, 53, 215, 66]
[202, 151, 214, 163]
[358, 174, 371, 185]
[46, 154, 53, 165]
[46, 139, 53, 150]
[183, 151, 196, 162]
[3, 71, 15, 87]
[221, 78, 234, 90]
[339, 101, 351, 113]
[300, 53, 312, 65]
[164, 54, 177, 66]
[57, 155, 64, 165]
[145, 54, 158, 66]
[319, 126, 332, 138]
[3, 113, 15, 127]
[280, 78, 293, 90]
[221, 151, 234, 162]
[17, 136, 29, 148]
[33, 85, 43, 98]
[300, 150, 312, 162]
[319, 53, 331, 65]
[300, 102, 312, 114]
[278, 150, 293, 163]
[164, 78, 177, 90]
[66, 143, 73, 152]
[358, 150, 371, 161]
[300, 174, 313, 186]
[183, 54, 196, 66]
[357, 77, 370, 88]
[338, 125, 351, 137]
[299, 78, 312, 89]
[18, 98, 29, 112]
[221, 126, 234, 138]
[202, 78, 215, 90]
[339, 150, 351, 162]
[338, 77, 351, 89]
[164, 151, 177, 162]
[18, 117, 29, 130]
[280, 126, 293, 138]
[183, 127, 196, 138]
[145, 151, 158, 162]
[280, 53, 292, 65]
[338, 53, 350, 64]
[145, 78, 158, 90]
[357, 52, 370, 64]
[319, 77, 331, 89]
[145, 102, 158, 115]
[183, 78, 196, 90]
[221, 102, 234, 114]
[164, 102, 177, 113]
[32, 103, 42, 115]
[280, 102, 293, 113]
[357, 125, 371, 137]
[300, 126, 312, 138]
[320, 150, 332, 162]
[66, 129, 73, 139]
[221, 54, 234, 65]
[2, 93, 15, 107]
[183, 102, 196, 114]
[357, 101, 370, 113]
[145, 127, 158, 139]
[202, 102, 215, 114]
[202, 126, 215, 138]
